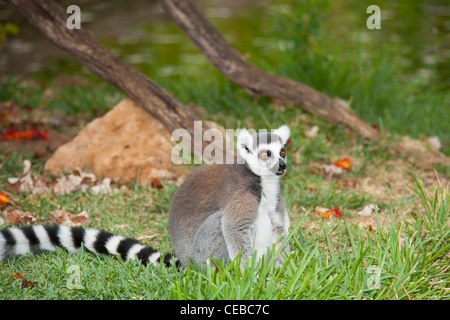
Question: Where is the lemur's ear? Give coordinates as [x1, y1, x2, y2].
[237, 128, 254, 157]
[273, 125, 290, 145]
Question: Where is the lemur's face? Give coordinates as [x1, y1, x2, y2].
[237, 125, 290, 177]
[257, 142, 287, 176]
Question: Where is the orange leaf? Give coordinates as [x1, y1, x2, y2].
[0, 193, 10, 204]
[12, 272, 26, 280]
[31, 130, 49, 141]
[314, 213, 327, 219]
[2, 129, 49, 141]
[150, 178, 163, 190]
[333, 158, 351, 170]
[314, 206, 342, 219]
[3, 129, 32, 140]
[329, 207, 342, 218]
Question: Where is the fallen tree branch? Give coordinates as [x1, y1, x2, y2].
[5, 0, 449, 167]
[158, 0, 381, 142]
[4, 0, 216, 158]
[159, 0, 450, 166]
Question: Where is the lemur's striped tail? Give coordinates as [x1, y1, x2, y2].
[0, 225, 180, 267]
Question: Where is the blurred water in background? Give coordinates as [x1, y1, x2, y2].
[0, 0, 448, 89]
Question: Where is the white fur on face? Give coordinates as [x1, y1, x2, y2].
[237, 125, 290, 176]
[254, 142, 284, 176]
[237, 128, 254, 162]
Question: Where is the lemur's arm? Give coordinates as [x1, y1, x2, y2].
[271, 196, 290, 265]
[221, 193, 259, 268]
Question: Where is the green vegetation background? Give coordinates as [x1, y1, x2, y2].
[0, 0, 448, 300]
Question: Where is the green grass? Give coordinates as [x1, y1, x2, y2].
[1, 0, 449, 300]
[0, 86, 448, 299]
[0, 76, 125, 117]
[0, 166, 448, 299]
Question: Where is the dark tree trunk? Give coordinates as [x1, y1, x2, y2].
[4, 0, 215, 159]
[157, 0, 382, 143]
[5, 0, 448, 166]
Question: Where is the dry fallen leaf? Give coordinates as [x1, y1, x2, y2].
[314, 206, 342, 219]
[2, 129, 49, 141]
[90, 178, 118, 195]
[0, 193, 11, 204]
[357, 204, 377, 217]
[427, 136, 441, 150]
[11, 272, 26, 280]
[71, 211, 90, 225]
[21, 279, 38, 289]
[304, 125, 319, 138]
[0, 192, 11, 210]
[150, 177, 163, 190]
[8, 161, 119, 196]
[7, 160, 49, 194]
[53, 175, 84, 195]
[10, 272, 38, 288]
[8, 160, 120, 196]
[4, 209, 37, 225]
[50, 210, 90, 226]
[320, 158, 352, 177]
[53, 167, 97, 195]
[136, 234, 159, 241]
[330, 207, 343, 218]
[333, 158, 351, 170]
[74, 167, 97, 183]
[321, 164, 345, 176]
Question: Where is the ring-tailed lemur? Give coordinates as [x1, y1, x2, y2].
[0, 224, 179, 267]
[0, 125, 291, 270]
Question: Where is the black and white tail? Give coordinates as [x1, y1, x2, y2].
[0, 225, 180, 267]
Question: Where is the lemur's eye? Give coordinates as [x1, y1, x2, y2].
[280, 150, 286, 157]
[261, 151, 271, 158]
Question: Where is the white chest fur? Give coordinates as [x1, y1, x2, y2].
[251, 176, 280, 261]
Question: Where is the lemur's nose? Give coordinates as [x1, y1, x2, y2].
[279, 160, 286, 170]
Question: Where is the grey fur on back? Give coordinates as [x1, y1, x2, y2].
[169, 163, 262, 268]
